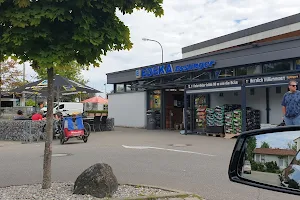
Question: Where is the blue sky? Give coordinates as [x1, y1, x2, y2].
[18, 0, 300, 96]
[256, 131, 300, 149]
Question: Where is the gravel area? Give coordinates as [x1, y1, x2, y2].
[0, 182, 178, 200]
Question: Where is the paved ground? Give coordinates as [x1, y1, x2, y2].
[0, 127, 299, 200]
[243, 171, 281, 187]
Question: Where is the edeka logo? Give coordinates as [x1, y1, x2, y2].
[137, 60, 216, 79]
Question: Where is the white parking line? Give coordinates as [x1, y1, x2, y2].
[122, 145, 216, 157]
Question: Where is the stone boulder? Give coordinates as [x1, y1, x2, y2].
[73, 163, 118, 198]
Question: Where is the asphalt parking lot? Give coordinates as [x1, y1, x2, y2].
[0, 128, 299, 200]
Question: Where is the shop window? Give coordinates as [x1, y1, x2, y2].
[116, 84, 125, 92]
[276, 87, 281, 94]
[214, 68, 234, 78]
[103, 104, 108, 110]
[263, 61, 291, 73]
[150, 90, 161, 110]
[236, 65, 262, 76]
[125, 83, 134, 92]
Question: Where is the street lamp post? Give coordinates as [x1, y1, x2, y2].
[142, 38, 163, 63]
[104, 83, 107, 98]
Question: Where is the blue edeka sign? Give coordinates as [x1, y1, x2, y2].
[135, 60, 216, 79]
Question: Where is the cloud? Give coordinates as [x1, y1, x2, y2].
[20, 0, 300, 96]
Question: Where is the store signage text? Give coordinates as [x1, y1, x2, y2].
[188, 80, 240, 88]
[245, 75, 299, 84]
[136, 60, 216, 79]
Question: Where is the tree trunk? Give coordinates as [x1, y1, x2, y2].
[42, 67, 54, 189]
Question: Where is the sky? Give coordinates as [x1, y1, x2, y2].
[256, 131, 300, 149]
[18, 0, 300, 97]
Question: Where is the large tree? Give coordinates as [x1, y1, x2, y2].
[0, 59, 25, 108]
[35, 61, 88, 85]
[261, 141, 271, 149]
[0, 0, 163, 189]
[246, 136, 257, 162]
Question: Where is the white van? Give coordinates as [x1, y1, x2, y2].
[41, 102, 84, 116]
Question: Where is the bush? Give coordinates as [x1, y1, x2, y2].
[265, 161, 280, 173]
[251, 161, 280, 174]
[251, 161, 265, 172]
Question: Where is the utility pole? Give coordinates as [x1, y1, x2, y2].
[104, 83, 107, 98]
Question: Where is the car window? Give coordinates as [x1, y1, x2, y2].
[289, 166, 300, 181]
[59, 104, 64, 109]
[292, 151, 300, 165]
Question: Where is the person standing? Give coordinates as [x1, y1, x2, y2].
[281, 80, 300, 125]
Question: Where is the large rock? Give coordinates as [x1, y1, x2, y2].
[73, 163, 118, 198]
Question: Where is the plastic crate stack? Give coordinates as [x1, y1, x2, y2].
[233, 110, 242, 134]
[224, 111, 234, 134]
[196, 106, 207, 129]
[206, 108, 215, 126]
[214, 106, 225, 126]
[253, 110, 261, 129]
[246, 108, 253, 131]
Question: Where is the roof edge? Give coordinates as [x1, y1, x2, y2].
[182, 13, 300, 54]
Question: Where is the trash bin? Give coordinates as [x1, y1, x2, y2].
[146, 110, 156, 130]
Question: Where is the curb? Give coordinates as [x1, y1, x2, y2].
[109, 183, 201, 200]
[120, 183, 191, 194]
[110, 193, 191, 200]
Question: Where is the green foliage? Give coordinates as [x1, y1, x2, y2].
[246, 136, 257, 161]
[36, 61, 87, 85]
[0, 0, 164, 68]
[25, 99, 35, 106]
[261, 141, 271, 149]
[251, 161, 280, 174]
[251, 161, 265, 172]
[265, 161, 280, 173]
[287, 142, 297, 151]
[0, 59, 25, 91]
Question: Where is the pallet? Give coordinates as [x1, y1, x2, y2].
[224, 133, 240, 139]
[206, 133, 225, 137]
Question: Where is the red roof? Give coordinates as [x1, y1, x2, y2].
[254, 148, 297, 156]
[82, 96, 108, 104]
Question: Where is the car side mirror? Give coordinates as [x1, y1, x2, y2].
[228, 126, 300, 196]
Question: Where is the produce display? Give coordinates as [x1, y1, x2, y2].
[194, 96, 207, 130]
[204, 104, 260, 134]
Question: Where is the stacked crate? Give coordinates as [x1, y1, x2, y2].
[224, 111, 234, 134]
[206, 108, 215, 126]
[214, 106, 225, 127]
[196, 106, 207, 129]
[253, 110, 261, 129]
[233, 109, 242, 134]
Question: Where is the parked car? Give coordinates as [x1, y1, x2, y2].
[243, 160, 252, 174]
[42, 102, 84, 116]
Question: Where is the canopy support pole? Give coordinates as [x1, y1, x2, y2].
[184, 85, 188, 135]
[241, 84, 247, 132]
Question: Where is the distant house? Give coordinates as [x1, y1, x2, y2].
[253, 148, 297, 170]
[294, 137, 300, 152]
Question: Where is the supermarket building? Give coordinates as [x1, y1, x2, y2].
[107, 13, 300, 134]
